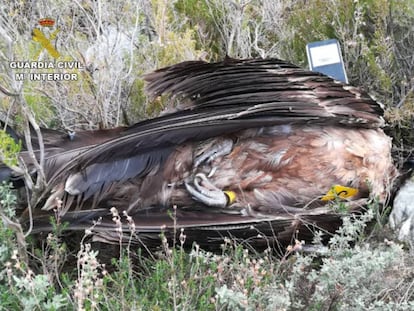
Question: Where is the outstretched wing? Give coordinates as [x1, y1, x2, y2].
[39, 58, 385, 210]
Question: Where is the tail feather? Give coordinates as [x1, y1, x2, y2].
[24, 202, 367, 251]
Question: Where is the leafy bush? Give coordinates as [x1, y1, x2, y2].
[0, 131, 21, 168]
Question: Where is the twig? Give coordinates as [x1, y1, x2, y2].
[0, 83, 19, 97]
[396, 84, 414, 108]
[0, 211, 28, 264]
[18, 96, 47, 197]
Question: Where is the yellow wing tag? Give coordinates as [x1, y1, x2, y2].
[321, 185, 359, 201]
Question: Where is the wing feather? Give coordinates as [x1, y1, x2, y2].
[145, 58, 383, 124]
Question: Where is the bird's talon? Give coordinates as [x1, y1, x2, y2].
[208, 167, 217, 178]
[185, 173, 234, 208]
[194, 138, 233, 168]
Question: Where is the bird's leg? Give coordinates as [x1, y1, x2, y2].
[185, 173, 236, 208]
[194, 138, 233, 169]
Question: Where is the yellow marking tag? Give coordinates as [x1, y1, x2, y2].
[321, 185, 358, 201]
[224, 190, 237, 205]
